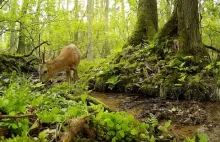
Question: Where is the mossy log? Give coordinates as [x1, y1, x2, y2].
[0, 41, 49, 74]
[65, 94, 112, 111]
[0, 53, 38, 74]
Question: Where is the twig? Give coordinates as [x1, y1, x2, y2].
[0, 0, 9, 9]
[0, 114, 34, 119]
[22, 41, 50, 58]
[204, 44, 220, 54]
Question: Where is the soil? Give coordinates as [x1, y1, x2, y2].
[90, 92, 220, 142]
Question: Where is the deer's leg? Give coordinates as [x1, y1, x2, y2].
[71, 65, 78, 83]
[72, 69, 78, 83]
[66, 70, 71, 85]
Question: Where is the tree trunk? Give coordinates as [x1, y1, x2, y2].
[102, 0, 110, 57]
[36, 0, 41, 56]
[126, 0, 158, 47]
[177, 0, 207, 56]
[87, 0, 93, 60]
[17, 0, 29, 54]
[157, 0, 207, 57]
[9, 0, 17, 52]
[74, 0, 79, 42]
[9, 26, 16, 50]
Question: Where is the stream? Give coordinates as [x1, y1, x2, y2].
[90, 92, 220, 142]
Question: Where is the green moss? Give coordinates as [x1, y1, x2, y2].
[88, 39, 218, 101]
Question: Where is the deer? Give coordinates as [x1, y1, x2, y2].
[38, 44, 81, 85]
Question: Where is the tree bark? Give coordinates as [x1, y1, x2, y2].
[126, 0, 158, 47]
[157, 0, 208, 57]
[17, 0, 29, 54]
[177, 0, 207, 56]
[102, 0, 110, 57]
[74, 0, 79, 42]
[87, 0, 93, 60]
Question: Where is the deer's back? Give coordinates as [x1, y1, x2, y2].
[58, 44, 81, 67]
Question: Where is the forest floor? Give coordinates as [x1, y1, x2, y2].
[90, 92, 220, 142]
[44, 69, 219, 142]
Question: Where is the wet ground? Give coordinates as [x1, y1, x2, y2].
[90, 92, 220, 142]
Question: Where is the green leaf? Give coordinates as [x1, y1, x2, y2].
[107, 76, 120, 85]
[105, 119, 114, 128]
[18, 105, 26, 113]
[205, 64, 213, 70]
[3, 99, 9, 106]
[11, 123, 18, 129]
[140, 133, 149, 139]
[81, 93, 87, 103]
[131, 129, 138, 135]
[9, 111, 16, 115]
[183, 56, 193, 60]
[216, 61, 220, 66]
[121, 123, 129, 131]
[118, 130, 125, 138]
[165, 120, 171, 128]
[197, 133, 208, 142]
[175, 84, 183, 87]
[150, 135, 155, 142]
[116, 124, 121, 130]
[39, 132, 47, 142]
[179, 62, 186, 68]
[107, 131, 115, 136]
[178, 74, 186, 82]
[194, 74, 202, 83]
[31, 96, 43, 106]
[112, 137, 117, 142]
[51, 107, 60, 114]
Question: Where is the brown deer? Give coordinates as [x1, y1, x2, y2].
[39, 44, 80, 84]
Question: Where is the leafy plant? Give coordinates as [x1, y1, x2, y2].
[91, 111, 150, 142]
[106, 75, 120, 90]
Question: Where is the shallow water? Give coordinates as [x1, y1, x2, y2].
[90, 92, 220, 141]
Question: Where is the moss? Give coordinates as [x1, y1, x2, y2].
[89, 39, 218, 101]
[126, 62, 138, 72]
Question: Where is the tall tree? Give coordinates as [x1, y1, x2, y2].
[158, 0, 208, 56]
[74, 0, 79, 43]
[102, 0, 110, 57]
[87, 0, 94, 60]
[126, 0, 158, 47]
[9, 0, 18, 51]
[17, 0, 29, 54]
[178, 0, 204, 55]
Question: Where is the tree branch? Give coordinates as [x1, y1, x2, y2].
[204, 44, 220, 54]
[0, 114, 34, 119]
[22, 41, 50, 57]
[0, 0, 8, 9]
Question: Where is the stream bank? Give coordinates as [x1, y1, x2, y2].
[90, 92, 220, 142]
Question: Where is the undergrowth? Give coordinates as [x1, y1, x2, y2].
[0, 71, 207, 142]
[0, 72, 161, 141]
[88, 43, 220, 101]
